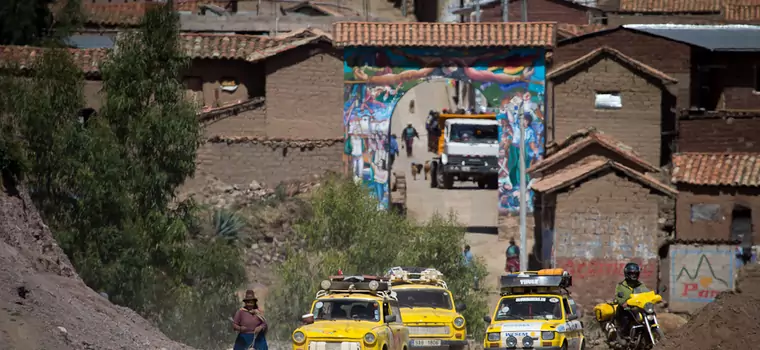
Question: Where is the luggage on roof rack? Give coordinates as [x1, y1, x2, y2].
[499, 269, 572, 296]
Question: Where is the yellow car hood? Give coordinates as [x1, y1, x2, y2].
[400, 307, 458, 323]
[299, 320, 381, 339]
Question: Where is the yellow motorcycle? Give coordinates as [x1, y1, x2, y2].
[593, 290, 666, 350]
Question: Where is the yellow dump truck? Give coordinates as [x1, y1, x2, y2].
[428, 113, 500, 189]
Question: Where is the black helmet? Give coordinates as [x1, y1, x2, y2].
[624, 262, 641, 281]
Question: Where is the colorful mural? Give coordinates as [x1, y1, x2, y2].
[343, 47, 546, 213]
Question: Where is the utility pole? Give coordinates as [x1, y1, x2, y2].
[475, 0, 481, 22]
[521, 0, 527, 21]
[502, 0, 508, 22]
[518, 102, 528, 271]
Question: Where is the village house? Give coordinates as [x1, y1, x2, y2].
[528, 128, 676, 310]
[601, 0, 760, 25]
[0, 28, 345, 191]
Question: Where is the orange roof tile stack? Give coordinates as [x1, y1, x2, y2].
[332, 22, 556, 47]
[671, 152, 760, 186]
[617, 0, 722, 13]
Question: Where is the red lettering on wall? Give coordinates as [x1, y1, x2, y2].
[682, 283, 722, 299]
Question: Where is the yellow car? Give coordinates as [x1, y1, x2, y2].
[483, 269, 584, 350]
[292, 274, 411, 350]
[387, 267, 468, 350]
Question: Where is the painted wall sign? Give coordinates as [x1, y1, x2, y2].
[669, 245, 735, 313]
[343, 47, 546, 212]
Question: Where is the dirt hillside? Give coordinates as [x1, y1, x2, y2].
[656, 263, 760, 350]
[0, 181, 195, 350]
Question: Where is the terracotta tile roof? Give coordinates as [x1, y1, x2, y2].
[617, 0, 722, 13]
[531, 159, 677, 196]
[723, 2, 760, 21]
[671, 152, 760, 186]
[180, 29, 332, 61]
[0, 46, 106, 75]
[332, 22, 557, 47]
[284, 1, 362, 16]
[82, 1, 234, 27]
[0, 29, 332, 74]
[557, 23, 609, 39]
[548, 46, 677, 85]
[529, 127, 659, 175]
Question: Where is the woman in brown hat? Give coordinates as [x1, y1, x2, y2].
[232, 290, 268, 350]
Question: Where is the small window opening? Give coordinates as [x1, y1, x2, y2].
[730, 205, 753, 245]
[594, 91, 622, 109]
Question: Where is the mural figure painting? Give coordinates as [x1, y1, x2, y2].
[342, 48, 546, 211]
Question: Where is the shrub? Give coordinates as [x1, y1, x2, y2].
[266, 176, 490, 340]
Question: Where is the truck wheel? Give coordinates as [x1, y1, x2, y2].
[436, 168, 445, 189]
[477, 179, 486, 189]
[430, 164, 438, 188]
[443, 174, 454, 189]
[489, 176, 498, 189]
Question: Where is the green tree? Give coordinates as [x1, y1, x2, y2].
[266, 176, 490, 341]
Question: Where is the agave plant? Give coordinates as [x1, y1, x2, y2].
[212, 208, 246, 241]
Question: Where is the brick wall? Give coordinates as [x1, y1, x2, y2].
[202, 106, 267, 138]
[555, 29, 692, 109]
[695, 52, 760, 111]
[265, 42, 344, 140]
[550, 171, 663, 310]
[675, 185, 760, 241]
[185, 141, 343, 191]
[678, 117, 760, 152]
[184, 59, 265, 109]
[481, 0, 594, 24]
[550, 56, 666, 166]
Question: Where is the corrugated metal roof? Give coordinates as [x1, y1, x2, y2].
[65, 35, 115, 49]
[624, 24, 760, 51]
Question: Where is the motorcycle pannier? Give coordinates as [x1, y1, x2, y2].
[594, 303, 615, 322]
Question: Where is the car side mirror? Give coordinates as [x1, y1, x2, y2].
[567, 314, 578, 321]
[483, 316, 492, 323]
[385, 315, 397, 323]
[455, 303, 467, 312]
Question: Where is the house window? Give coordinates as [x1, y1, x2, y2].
[730, 205, 753, 244]
[594, 91, 622, 109]
[690, 203, 721, 222]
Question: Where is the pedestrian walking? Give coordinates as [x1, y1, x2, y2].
[401, 123, 420, 157]
[463, 245, 479, 290]
[389, 134, 399, 170]
[232, 290, 269, 350]
[505, 238, 521, 273]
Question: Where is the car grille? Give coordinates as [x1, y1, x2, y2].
[308, 341, 361, 350]
[409, 326, 451, 335]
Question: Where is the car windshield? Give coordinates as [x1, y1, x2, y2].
[449, 124, 498, 144]
[396, 289, 453, 309]
[312, 299, 380, 321]
[494, 296, 563, 321]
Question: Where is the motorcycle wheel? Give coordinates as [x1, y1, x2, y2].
[655, 328, 666, 342]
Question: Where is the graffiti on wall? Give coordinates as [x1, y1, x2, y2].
[343, 47, 546, 211]
[670, 245, 734, 306]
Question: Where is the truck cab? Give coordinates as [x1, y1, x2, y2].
[429, 113, 500, 190]
[483, 269, 584, 350]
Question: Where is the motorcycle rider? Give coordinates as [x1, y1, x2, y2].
[614, 262, 650, 344]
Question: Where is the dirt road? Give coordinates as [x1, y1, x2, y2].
[390, 81, 506, 307]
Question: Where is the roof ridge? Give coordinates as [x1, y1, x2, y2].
[548, 45, 677, 84]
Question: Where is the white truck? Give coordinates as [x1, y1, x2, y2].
[429, 113, 500, 189]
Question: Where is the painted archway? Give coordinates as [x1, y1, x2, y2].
[342, 46, 547, 214]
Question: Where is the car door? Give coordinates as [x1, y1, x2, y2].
[389, 300, 408, 350]
[562, 297, 583, 350]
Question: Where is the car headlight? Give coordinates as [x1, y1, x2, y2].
[453, 316, 465, 328]
[505, 335, 517, 347]
[644, 302, 655, 314]
[541, 331, 555, 340]
[293, 331, 306, 344]
[487, 332, 500, 341]
[522, 336, 534, 348]
[364, 332, 376, 344]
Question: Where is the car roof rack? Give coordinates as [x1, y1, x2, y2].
[387, 266, 448, 289]
[315, 275, 395, 299]
[499, 269, 572, 296]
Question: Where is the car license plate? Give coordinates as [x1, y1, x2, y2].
[411, 339, 442, 347]
[461, 166, 471, 171]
